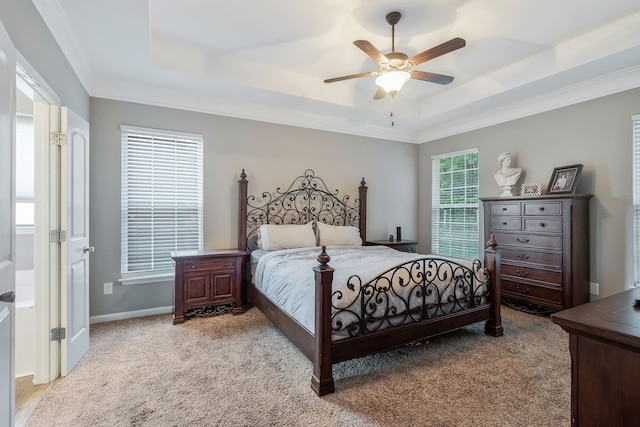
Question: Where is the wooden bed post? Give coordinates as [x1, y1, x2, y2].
[484, 234, 504, 337]
[311, 246, 335, 396]
[359, 178, 367, 244]
[238, 169, 248, 253]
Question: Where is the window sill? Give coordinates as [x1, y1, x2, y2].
[119, 271, 174, 286]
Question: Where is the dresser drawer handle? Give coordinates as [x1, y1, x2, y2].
[501, 207, 507, 211]
[516, 237, 530, 243]
[539, 222, 545, 227]
[502, 222, 508, 225]
[191, 265, 197, 269]
[517, 254, 529, 260]
[516, 270, 529, 277]
[224, 262, 229, 267]
[515, 286, 530, 294]
[539, 207, 545, 211]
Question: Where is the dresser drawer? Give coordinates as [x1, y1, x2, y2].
[523, 218, 562, 233]
[499, 248, 563, 268]
[185, 259, 236, 272]
[523, 201, 562, 216]
[490, 203, 520, 216]
[490, 217, 521, 231]
[502, 264, 562, 285]
[492, 232, 562, 250]
[502, 279, 563, 305]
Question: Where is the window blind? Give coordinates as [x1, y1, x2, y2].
[431, 148, 479, 259]
[121, 126, 203, 277]
[633, 114, 640, 285]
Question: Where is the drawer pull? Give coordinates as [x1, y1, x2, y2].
[502, 222, 508, 225]
[501, 207, 507, 211]
[517, 254, 529, 260]
[224, 262, 229, 267]
[515, 286, 530, 294]
[539, 222, 545, 227]
[191, 265, 197, 269]
[516, 237, 530, 243]
[539, 207, 545, 211]
[516, 270, 529, 277]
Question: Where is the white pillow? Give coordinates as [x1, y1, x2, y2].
[257, 223, 316, 250]
[316, 222, 362, 247]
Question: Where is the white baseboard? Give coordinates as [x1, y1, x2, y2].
[89, 306, 173, 324]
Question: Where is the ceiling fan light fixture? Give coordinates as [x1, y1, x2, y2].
[375, 71, 410, 95]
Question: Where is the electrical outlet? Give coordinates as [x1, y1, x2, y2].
[104, 282, 113, 295]
[589, 282, 599, 295]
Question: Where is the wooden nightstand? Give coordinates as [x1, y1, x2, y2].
[171, 249, 246, 324]
[366, 240, 418, 253]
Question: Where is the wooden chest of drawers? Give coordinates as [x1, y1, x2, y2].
[481, 194, 592, 311]
[171, 249, 246, 324]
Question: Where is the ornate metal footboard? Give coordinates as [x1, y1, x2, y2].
[333, 256, 491, 338]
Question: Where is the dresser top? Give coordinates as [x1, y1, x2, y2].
[481, 193, 592, 202]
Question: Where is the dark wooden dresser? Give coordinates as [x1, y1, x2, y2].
[552, 288, 640, 426]
[171, 249, 245, 324]
[481, 194, 592, 311]
[366, 239, 418, 253]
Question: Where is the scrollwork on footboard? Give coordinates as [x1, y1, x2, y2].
[331, 258, 491, 337]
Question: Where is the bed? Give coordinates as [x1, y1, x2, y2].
[237, 169, 503, 395]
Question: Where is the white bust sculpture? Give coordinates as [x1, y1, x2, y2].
[494, 152, 522, 197]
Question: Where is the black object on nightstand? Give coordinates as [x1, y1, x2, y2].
[366, 239, 418, 253]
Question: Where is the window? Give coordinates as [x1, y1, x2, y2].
[431, 148, 479, 259]
[120, 125, 203, 284]
[633, 114, 640, 285]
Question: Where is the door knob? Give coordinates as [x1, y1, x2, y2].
[0, 291, 15, 303]
[83, 246, 95, 253]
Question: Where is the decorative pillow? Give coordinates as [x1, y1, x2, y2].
[257, 223, 316, 250]
[316, 222, 362, 247]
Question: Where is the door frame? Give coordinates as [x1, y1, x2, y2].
[16, 54, 62, 384]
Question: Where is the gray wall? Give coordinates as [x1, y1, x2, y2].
[90, 98, 419, 316]
[418, 87, 640, 299]
[0, 0, 89, 120]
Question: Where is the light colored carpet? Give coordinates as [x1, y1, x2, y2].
[26, 305, 570, 427]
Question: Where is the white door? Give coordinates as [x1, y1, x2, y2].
[60, 107, 90, 375]
[0, 20, 16, 427]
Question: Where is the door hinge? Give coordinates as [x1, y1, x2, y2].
[50, 131, 67, 146]
[50, 327, 66, 341]
[50, 229, 67, 243]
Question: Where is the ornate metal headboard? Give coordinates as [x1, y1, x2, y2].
[237, 169, 367, 253]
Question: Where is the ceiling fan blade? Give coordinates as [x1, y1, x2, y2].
[410, 37, 466, 66]
[324, 71, 377, 83]
[410, 70, 455, 85]
[373, 86, 386, 100]
[354, 40, 388, 63]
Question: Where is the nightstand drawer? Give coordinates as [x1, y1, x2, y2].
[185, 259, 236, 271]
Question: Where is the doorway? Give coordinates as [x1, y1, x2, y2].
[14, 61, 61, 388]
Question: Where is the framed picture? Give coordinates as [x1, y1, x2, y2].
[547, 164, 583, 194]
[521, 182, 542, 196]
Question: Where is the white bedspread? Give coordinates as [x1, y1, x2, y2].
[253, 246, 480, 335]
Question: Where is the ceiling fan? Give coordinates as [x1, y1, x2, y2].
[324, 11, 466, 100]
